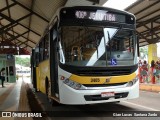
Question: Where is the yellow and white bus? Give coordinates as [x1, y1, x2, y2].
[31, 6, 139, 105]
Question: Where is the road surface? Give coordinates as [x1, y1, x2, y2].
[34, 91, 160, 120]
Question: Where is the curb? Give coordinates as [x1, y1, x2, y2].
[140, 83, 160, 93]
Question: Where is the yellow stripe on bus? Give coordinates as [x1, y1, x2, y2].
[36, 67, 40, 90]
[69, 73, 136, 84]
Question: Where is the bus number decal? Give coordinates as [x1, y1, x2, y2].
[91, 78, 100, 82]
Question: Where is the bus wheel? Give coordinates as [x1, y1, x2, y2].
[46, 87, 53, 104]
[51, 100, 60, 106]
[46, 81, 51, 102]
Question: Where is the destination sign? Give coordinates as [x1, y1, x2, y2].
[75, 10, 125, 22]
[60, 7, 135, 25]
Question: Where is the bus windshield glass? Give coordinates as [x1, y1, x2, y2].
[59, 25, 136, 67]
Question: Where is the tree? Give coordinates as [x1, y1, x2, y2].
[16, 56, 30, 67]
[139, 46, 148, 60]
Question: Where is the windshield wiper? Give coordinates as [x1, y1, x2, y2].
[103, 29, 110, 66]
[103, 28, 118, 66]
[107, 31, 111, 59]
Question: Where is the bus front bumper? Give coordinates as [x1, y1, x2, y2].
[59, 81, 139, 105]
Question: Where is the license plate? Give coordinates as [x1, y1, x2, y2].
[101, 92, 115, 97]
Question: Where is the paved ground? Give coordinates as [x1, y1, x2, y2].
[0, 77, 34, 120]
[0, 80, 21, 112]
[126, 91, 160, 111]
[35, 90, 160, 120]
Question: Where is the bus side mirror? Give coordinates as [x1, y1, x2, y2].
[137, 35, 140, 57]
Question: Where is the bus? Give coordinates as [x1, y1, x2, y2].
[31, 6, 139, 105]
[16, 65, 31, 77]
[16, 70, 31, 77]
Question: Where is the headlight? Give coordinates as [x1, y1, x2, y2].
[69, 82, 75, 86]
[126, 76, 138, 87]
[64, 78, 69, 84]
[61, 76, 85, 90]
[75, 83, 82, 90]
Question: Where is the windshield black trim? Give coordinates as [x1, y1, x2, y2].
[59, 63, 138, 76]
[60, 20, 135, 30]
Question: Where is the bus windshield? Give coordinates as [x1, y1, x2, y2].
[59, 26, 136, 67]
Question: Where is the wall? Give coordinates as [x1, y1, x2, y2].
[0, 54, 16, 83]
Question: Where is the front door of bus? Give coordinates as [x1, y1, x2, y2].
[31, 49, 37, 91]
[50, 26, 59, 98]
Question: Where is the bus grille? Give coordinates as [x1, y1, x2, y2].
[83, 82, 127, 87]
[84, 92, 128, 101]
[77, 69, 131, 76]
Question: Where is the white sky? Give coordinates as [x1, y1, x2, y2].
[103, 0, 138, 10]
[16, 55, 30, 58]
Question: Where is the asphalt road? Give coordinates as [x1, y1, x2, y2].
[35, 91, 160, 120]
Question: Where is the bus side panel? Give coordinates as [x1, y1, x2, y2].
[38, 60, 50, 94]
[36, 67, 40, 91]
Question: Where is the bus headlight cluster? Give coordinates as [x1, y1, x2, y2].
[61, 76, 85, 90]
[126, 76, 138, 87]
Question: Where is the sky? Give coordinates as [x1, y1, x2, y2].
[16, 55, 30, 58]
[103, 0, 138, 10]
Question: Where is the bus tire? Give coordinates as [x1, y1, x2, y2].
[51, 100, 61, 106]
[45, 78, 51, 101]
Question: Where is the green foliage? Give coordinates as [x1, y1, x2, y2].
[139, 46, 148, 59]
[16, 56, 30, 67]
[140, 46, 148, 55]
